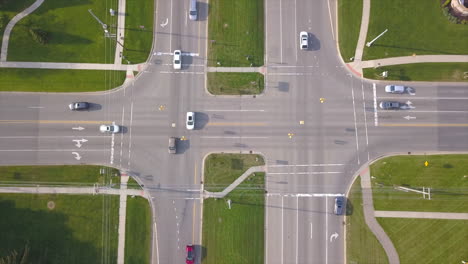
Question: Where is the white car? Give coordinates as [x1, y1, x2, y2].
[100, 124, 120, 133]
[186, 112, 195, 130]
[385, 85, 406, 94]
[173, 50, 182, 70]
[299, 31, 308, 50]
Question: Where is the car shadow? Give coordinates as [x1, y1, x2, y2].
[194, 112, 209, 130]
[87, 103, 102, 111]
[176, 138, 190, 154]
[309, 33, 321, 51]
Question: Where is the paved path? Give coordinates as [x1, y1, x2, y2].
[352, 0, 370, 63]
[356, 55, 468, 69]
[0, 185, 145, 196]
[204, 166, 265, 198]
[0, 0, 44, 62]
[375, 210, 468, 220]
[117, 175, 130, 264]
[114, 0, 127, 65]
[206, 66, 264, 73]
[360, 167, 400, 264]
[0, 61, 145, 71]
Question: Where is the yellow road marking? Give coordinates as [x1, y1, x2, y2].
[0, 120, 110, 124]
[381, 123, 468, 127]
[207, 122, 266, 127]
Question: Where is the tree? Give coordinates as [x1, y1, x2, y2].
[0, 244, 29, 264]
[28, 28, 50, 45]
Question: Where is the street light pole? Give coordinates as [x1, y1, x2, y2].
[366, 29, 388, 47]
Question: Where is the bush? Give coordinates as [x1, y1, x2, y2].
[0, 13, 8, 29]
[442, 0, 451, 7]
[442, 7, 460, 24]
[28, 28, 50, 45]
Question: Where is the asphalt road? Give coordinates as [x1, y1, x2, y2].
[0, 0, 468, 263]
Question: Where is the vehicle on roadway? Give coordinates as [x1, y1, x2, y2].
[299, 31, 308, 50]
[99, 124, 120, 133]
[385, 85, 407, 94]
[173, 50, 182, 70]
[69, 102, 89, 110]
[379, 101, 402, 110]
[168, 137, 177, 154]
[186, 244, 195, 264]
[334, 196, 345, 215]
[189, 0, 197, 21]
[186, 112, 195, 130]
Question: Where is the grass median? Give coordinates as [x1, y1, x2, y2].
[0, 194, 119, 263]
[346, 176, 389, 264]
[0, 165, 120, 186]
[7, 0, 117, 63]
[337, 0, 363, 62]
[208, 0, 264, 67]
[125, 196, 151, 264]
[363, 63, 468, 82]
[0, 68, 126, 92]
[377, 218, 468, 264]
[122, 0, 154, 64]
[363, 0, 468, 60]
[204, 153, 264, 192]
[371, 154, 468, 213]
[207, 72, 264, 95]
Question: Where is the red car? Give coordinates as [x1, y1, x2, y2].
[186, 244, 195, 264]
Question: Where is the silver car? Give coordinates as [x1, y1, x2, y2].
[334, 196, 345, 215]
[99, 124, 120, 133]
[384, 85, 406, 94]
[379, 101, 401, 110]
[299, 31, 308, 50]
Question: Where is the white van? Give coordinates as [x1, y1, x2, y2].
[189, 0, 197, 21]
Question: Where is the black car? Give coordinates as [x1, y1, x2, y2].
[379, 101, 401, 110]
[69, 102, 90, 110]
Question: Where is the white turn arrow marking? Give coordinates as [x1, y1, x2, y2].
[72, 126, 85, 131]
[404, 115, 416, 120]
[406, 100, 413, 105]
[72, 139, 88, 148]
[329, 232, 339, 242]
[160, 18, 168, 27]
[71, 152, 81, 160]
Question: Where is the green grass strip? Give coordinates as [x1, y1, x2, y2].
[0, 165, 120, 186]
[378, 218, 468, 264]
[207, 72, 264, 95]
[363, 0, 468, 60]
[125, 196, 151, 264]
[363, 63, 468, 82]
[346, 176, 389, 264]
[0, 194, 119, 263]
[202, 172, 264, 264]
[371, 155, 468, 213]
[204, 153, 264, 192]
[122, 0, 154, 64]
[208, 0, 264, 67]
[0, 68, 126, 92]
[338, 0, 363, 62]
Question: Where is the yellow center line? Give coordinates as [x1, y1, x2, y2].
[207, 122, 267, 127]
[381, 123, 468, 127]
[0, 120, 110, 124]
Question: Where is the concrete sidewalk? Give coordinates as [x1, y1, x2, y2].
[117, 175, 130, 264]
[114, 0, 127, 65]
[0, 186, 144, 196]
[357, 55, 468, 69]
[375, 210, 468, 220]
[0, 61, 144, 71]
[204, 166, 265, 198]
[0, 0, 44, 61]
[360, 167, 400, 264]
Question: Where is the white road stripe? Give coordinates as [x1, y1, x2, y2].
[200, 136, 269, 139]
[267, 193, 345, 197]
[379, 96, 468, 100]
[281, 195, 284, 264]
[0, 149, 108, 151]
[160, 71, 204, 74]
[268, 172, 342, 175]
[27, 106, 44, 109]
[0, 136, 105, 138]
[268, 163, 345, 167]
[373, 83, 378, 126]
[351, 80, 360, 165]
[408, 110, 468, 113]
[205, 109, 265, 112]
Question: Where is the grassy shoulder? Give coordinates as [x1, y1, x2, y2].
[8, 0, 117, 63]
[125, 196, 151, 264]
[122, 0, 154, 64]
[127, 177, 142, 190]
[202, 172, 264, 264]
[0, 68, 126, 92]
[363, 0, 468, 60]
[337, 0, 363, 62]
[378, 218, 468, 264]
[347, 176, 389, 264]
[363, 63, 468, 82]
[207, 72, 264, 95]
[0, 194, 119, 263]
[370, 155, 468, 212]
[208, 0, 264, 67]
[0, 165, 120, 186]
[204, 153, 264, 192]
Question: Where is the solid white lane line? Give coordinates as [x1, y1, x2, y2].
[361, 82, 370, 161]
[379, 96, 468, 100]
[373, 83, 378, 126]
[296, 196, 299, 264]
[310, 222, 313, 239]
[351, 82, 360, 165]
[327, 0, 335, 40]
[268, 172, 342, 175]
[0, 136, 104, 138]
[267, 193, 345, 197]
[27, 106, 44, 109]
[280, 0, 283, 63]
[281, 195, 284, 264]
[200, 136, 269, 139]
[268, 163, 345, 167]
[0, 149, 108, 151]
[119, 106, 125, 167]
[294, 0, 297, 62]
[110, 122, 115, 164]
[408, 110, 468, 113]
[160, 71, 204, 74]
[169, 0, 173, 50]
[325, 198, 328, 264]
[127, 101, 134, 168]
[204, 109, 265, 112]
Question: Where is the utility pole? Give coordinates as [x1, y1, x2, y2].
[366, 29, 388, 47]
[88, 9, 109, 36]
